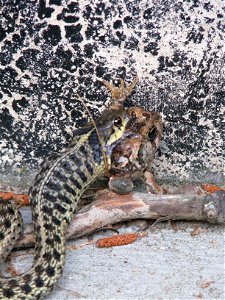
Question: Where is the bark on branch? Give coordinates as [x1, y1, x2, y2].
[15, 189, 225, 250]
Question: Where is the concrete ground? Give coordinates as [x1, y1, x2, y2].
[5, 207, 224, 300]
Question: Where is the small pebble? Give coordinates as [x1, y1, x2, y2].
[109, 177, 133, 194]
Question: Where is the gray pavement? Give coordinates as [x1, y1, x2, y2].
[5, 212, 224, 300]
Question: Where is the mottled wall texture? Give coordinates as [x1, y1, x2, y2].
[0, 0, 224, 191]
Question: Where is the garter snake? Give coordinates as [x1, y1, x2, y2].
[0, 104, 136, 299]
[0, 78, 163, 299]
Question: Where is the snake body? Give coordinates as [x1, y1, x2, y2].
[0, 107, 129, 299]
[0, 78, 163, 299]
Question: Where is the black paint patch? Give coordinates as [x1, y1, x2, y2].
[83, 43, 96, 58]
[15, 49, 40, 72]
[50, 0, 61, 4]
[125, 36, 139, 50]
[1, 107, 14, 132]
[186, 28, 204, 44]
[113, 20, 123, 29]
[144, 42, 159, 56]
[65, 24, 83, 43]
[43, 25, 61, 46]
[12, 97, 29, 112]
[0, 25, 6, 41]
[38, 0, 54, 19]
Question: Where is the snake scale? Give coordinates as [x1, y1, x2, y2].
[0, 79, 163, 299]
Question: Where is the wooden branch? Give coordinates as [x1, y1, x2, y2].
[15, 189, 225, 250]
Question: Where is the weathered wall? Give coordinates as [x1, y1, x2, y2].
[0, 0, 224, 191]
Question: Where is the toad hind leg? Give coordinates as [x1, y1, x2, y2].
[143, 170, 166, 194]
[102, 77, 139, 106]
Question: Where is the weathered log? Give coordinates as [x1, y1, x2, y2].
[15, 189, 225, 250]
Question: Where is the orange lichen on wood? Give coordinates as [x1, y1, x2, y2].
[13, 194, 29, 206]
[0, 191, 29, 206]
[201, 184, 225, 194]
[0, 191, 14, 201]
[96, 233, 139, 248]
